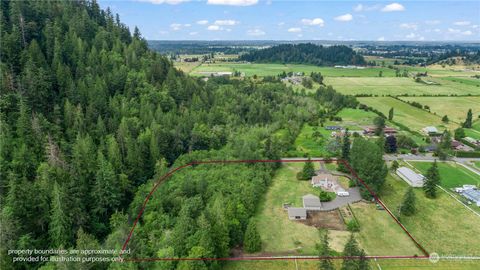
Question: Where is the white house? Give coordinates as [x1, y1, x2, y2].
[422, 126, 438, 135]
[396, 167, 425, 187]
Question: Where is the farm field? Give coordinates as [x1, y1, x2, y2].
[465, 128, 480, 140]
[398, 96, 480, 123]
[324, 77, 480, 96]
[441, 76, 480, 87]
[190, 63, 397, 77]
[403, 66, 480, 77]
[380, 173, 480, 256]
[223, 259, 480, 270]
[357, 97, 458, 132]
[253, 162, 349, 255]
[336, 108, 379, 129]
[408, 161, 480, 189]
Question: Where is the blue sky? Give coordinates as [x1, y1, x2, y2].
[98, 0, 480, 41]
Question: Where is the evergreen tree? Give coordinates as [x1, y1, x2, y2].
[388, 107, 394, 120]
[243, 219, 262, 253]
[454, 128, 465, 141]
[341, 234, 360, 270]
[391, 160, 399, 171]
[385, 135, 397, 153]
[93, 151, 121, 220]
[441, 115, 449, 123]
[338, 129, 351, 173]
[299, 158, 316, 180]
[399, 187, 416, 216]
[423, 160, 441, 198]
[373, 116, 386, 136]
[462, 109, 473, 128]
[49, 181, 71, 248]
[318, 232, 334, 270]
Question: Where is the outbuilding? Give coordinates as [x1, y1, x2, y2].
[396, 167, 425, 187]
[287, 208, 307, 220]
[302, 194, 322, 210]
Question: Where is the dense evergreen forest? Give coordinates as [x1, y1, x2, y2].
[239, 43, 366, 66]
[0, 1, 358, 269]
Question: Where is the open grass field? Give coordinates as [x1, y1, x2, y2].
[409, 161, 480, 189]
[190, 63, 397, 77]
[357, 97, 458, 132]
[174, 61, 202, 73]
[336, 108, 379, 130]
[324, 77, 480, 96]
[403, 66, 480, 77]
[223, 259, 480, 270]
[380, 173, 480, 256]
[253, 162, 351, 255]
[292, 124, 333, 157]
[349, 202, 422, 256]
[398, 96, 480, 124]
[441, 76, 480, 87]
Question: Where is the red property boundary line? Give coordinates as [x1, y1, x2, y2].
[119, 158, 429, 262]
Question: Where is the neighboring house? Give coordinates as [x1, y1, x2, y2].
[302, 194, 322, 210]
[422, 126, 439, 135]
[363, 126, 397, 136]
[451, 140, 474, 151]
[287, 207, 307, 220]
[454, 185, 477, 193]
[326, 126, 343, 131]
[462, 189, 480, 207]
[396, 167, 425, 187]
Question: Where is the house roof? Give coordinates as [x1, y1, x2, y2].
[311, 173, 338, 184]
[303, 194, 322, 208]
[288, 207, 307, 217]
[462, 189, 480, 203]
[424, 126, 438, 133]
[396, 167, 424, 186]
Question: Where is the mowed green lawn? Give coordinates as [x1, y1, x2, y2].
[380, 173, 480, 256]
[223, 258, 480, 270]
[398, 96, 480, 124]
[409, 161, 480, 189]
[191, 63, 396, 77]
[357, 97, 458, 132]
[336, 108, 379, 129]
[253, 162, 351, 255]
[325, 77, 480, 96]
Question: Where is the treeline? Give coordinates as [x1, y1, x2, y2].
[0, 1, 330, 269]
[239, 43, 366, 66]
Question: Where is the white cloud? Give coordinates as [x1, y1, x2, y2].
[454, 21, 470, 26]
[278, 22, 285, 26]
[472, 25, 479, 29]
[353, 4, 363, 12]
[434, 28, 441, 33]
[246, 28, 266, 36]
[214, 19, 239, 26]
[207, 0, 258, 6]
[197, 20, 209, 25]
[425, 20, 440, 25]
[301, 18, 325, 26]
[462, 30, 473, 35]
[189, 32, 198, 35]
[207, 25, 222, 31]
[377, 36, 385, 41]
[335, 13, 353, 22]
[400, 23, 418, 30]
[170, 23, 182, 30]
[288, 27, 302, 33]
[381, 3, 405, 12]
[184, 24, 191, 27]
[138, 0, 189, 4]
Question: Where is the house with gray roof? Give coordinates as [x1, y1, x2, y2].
[302, 194, 322, 210]
[462, 189, 480, 207]
[287, 207, 307, 220]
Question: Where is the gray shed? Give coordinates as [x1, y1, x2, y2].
[302, 194, 322, 210]
[287, 208, 307, 220]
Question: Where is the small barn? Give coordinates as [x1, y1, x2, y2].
[396, 167, 425, 187]
[302, 194, 322, 210]
[287, 208, 307, 220]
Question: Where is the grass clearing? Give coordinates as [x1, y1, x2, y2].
[349, 202, 422, 256]
[398, 96, 480, 123]
[292, 124, 333, 157]
[380, 173, 480, 256]
[409, 161, 480, 189]
[357, 97, 458, 132]
[324, 77, 480, 96]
